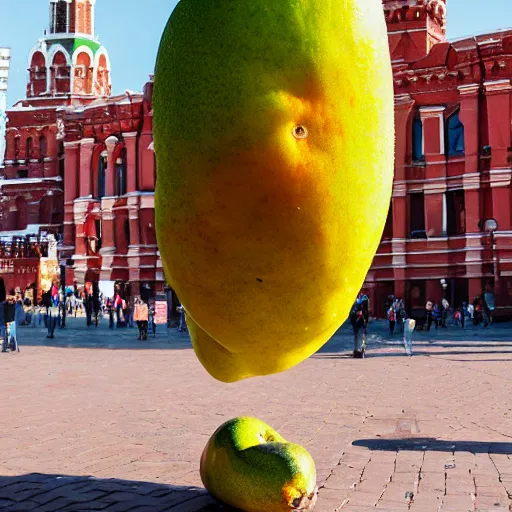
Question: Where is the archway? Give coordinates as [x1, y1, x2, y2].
[15, 197, 28, 231]
[95, 54, 110, 95]
[30, 51, 47, 96]
[74, 52, 92, 94]
[52, 51, 70, 94]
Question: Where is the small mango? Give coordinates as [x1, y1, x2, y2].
[200, 417, 317, 512]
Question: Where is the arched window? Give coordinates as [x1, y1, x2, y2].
[412, 115, 424, 162]
[52, 51, 70, 94]
[95, 54, 109, 95]
[446, 110, 465, 157]
[30, 52, 47, 96]
[97, 152, 107, 199]
[39, 136, 47, 160]
[26, 137, 33, 160]
[14, 137, 20, 159]
[74, 52, 92, 94]
[115, 148, 127, 196]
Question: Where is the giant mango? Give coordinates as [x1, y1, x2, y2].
[154, 0, 394, 382]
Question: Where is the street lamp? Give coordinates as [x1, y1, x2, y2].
[440, 278, 448, 297]
[482, 217, 499, 306]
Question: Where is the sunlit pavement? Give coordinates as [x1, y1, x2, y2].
[0, 318, 511, 511]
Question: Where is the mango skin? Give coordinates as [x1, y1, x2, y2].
[200, 417, 317, 512]
[153, 0, 394, 382]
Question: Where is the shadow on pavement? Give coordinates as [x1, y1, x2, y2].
[314, 349, 512, 360]
[352, 438, 512, 454]
[0, 473, 228, 511]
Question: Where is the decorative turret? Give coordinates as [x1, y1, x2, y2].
[382, 0, 447, 63]
[26, 0, 111, 99]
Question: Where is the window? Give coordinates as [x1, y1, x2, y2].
[115, 149, 127, 196]
[58, 142, 64, 179]
[17, 169, 28, 178]
[26, 137, 33, 159]
[95, 220, 102, 249]
[55, 0, 68, 33]
[124, 218, 131, 247]
[14, 137, 20, 159]
[97, 154, 106, 198]
[382, 200, 393, 240]
[39, 136, 47, 160]
[412, 116, 424, 162]
[446, 190, 466, 236]
[409, 192, 425, 235]
[446, 110, 465, 157]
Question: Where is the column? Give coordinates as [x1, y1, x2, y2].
[104, 135, 118, 197]
[124, 132, 138, 193]
[79, 138, 95, 197]
[394, 94, 415, 182]
[63, 141, 80, 249]
[99, 200, 115, 253]
[484, 80, 512, 232]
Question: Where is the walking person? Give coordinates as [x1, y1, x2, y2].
[45, 284, 59, 339]
[425, 300, 433, 331]
[350, 300, 367, 358]
[403, 317, 416, 356]
[176, 303, 188, 332]
[441, 298, 449, 328]
[134, 298, 148, 341]
[432, 303, 441, 330]
[387, 305, 396, 336]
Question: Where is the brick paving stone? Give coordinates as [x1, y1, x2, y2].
[1, 321, 512, 510]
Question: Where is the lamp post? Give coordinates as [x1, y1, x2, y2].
[482, 218, 498, 321]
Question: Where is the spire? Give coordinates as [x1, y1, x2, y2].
[26, 0, 110, 100]
[383, 0, 447, 62]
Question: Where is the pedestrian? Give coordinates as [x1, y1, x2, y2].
[106, 298, 114, 329]
[403, 317, 416, 356]
[45, 285, 58, 339]
[441, 298, 449, 328]
[350, 300, 367, 358]
[176, 303, 188, 332]
[134, 298, 148, 341]
[432, 303, 440, 330]
[387, 305, 396, 336]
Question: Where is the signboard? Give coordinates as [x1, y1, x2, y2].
[39, 257, 60, 294]
[154, 300, 168, 325]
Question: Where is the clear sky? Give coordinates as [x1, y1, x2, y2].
[1, 0, 512, 107]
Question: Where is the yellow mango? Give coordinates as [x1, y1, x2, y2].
[154, 0, 394, 382]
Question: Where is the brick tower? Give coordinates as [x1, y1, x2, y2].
[383, 0, 447, 63]
[26, 0, 111, 101]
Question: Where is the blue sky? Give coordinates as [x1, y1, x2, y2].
[1, 0, 512, 107]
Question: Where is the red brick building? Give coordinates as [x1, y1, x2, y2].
[58, 79, 162, 298]
[3, 0, 512, 313]
[1, 0, 163, 298]
[365, 0, 512, 318]
[1, 0, 111, 294]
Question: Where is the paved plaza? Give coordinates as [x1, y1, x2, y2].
[0, 319, 511, 511]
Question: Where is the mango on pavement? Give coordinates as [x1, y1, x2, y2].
[200, 417, 317, 511]
[153, 0, 394, 382]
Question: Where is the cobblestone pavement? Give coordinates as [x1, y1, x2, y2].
[0, 320, 511, 511]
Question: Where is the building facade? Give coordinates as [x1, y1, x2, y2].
[365, 0, 512, 318]
[0, 0, 113, 294]
[58, 79, 163, 298]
